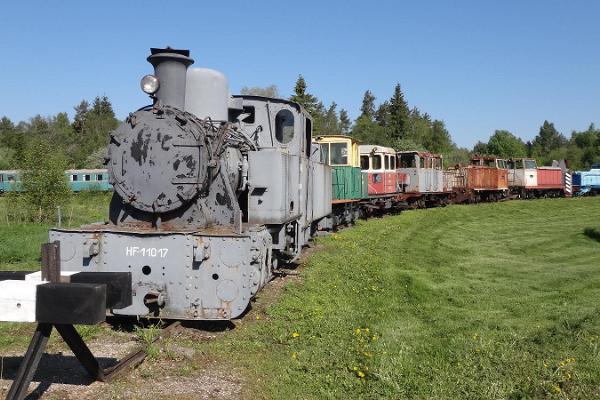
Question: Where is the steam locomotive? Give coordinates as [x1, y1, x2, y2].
[37, 47, 331, 320]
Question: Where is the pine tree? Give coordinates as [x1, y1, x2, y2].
[375, 101, 391, 127]
[290, 75, 319, 115]
[388, 83, 410, 140]
[320, 102, 340, 136]
[72, 100, 90, 134]
[359, 90, 376, 121]
[339, 109, 351, 135]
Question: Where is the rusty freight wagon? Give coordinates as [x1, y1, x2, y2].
[448, 156, 509, 202]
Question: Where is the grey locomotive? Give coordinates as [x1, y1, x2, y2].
[49, 47, 332, 320]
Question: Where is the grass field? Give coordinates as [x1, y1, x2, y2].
[0, 192, 111, 271]
[205, 197, 600, 399]
[0, 196, 598, 399]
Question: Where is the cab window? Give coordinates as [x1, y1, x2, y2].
[360, 155, 369, 170]
[525, 160, 537, 169]
[371, 155, 382, 170]
[320, 143, 330, 165]
[330, 143, 348, 165]
[305, 118, 312, 157]
[275, 109, 294, 144]
[384, 155, 390, 170]
[515, 159, 524, 169]
[391, 156, 396, 169]
[399, 154, 416, 168]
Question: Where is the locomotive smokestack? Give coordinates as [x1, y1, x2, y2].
[147, 47, 194, 109]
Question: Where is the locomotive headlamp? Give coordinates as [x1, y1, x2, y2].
[140, 74, 160, 95]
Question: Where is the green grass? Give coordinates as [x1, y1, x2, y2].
[205, 197, 600, 399]
[0, 192, 111, 271]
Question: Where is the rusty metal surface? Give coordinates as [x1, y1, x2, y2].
[468, 167, 507, 190]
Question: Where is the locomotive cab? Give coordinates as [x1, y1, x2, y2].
[314, 135, 366, 201]
[397, 151, 444, 193]
[359, 145, 398, 195]
[508, 158, 537, 189]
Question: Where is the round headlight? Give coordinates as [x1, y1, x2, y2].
[140, 74, 159, 95]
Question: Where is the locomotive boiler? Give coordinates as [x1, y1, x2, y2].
[46, 47, 331, 320]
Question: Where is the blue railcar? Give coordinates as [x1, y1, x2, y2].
[66, 169, 112, 192]
[0, 169, 112, 193]
[573, 164, 600, 195]
[0, 170, 21, 192]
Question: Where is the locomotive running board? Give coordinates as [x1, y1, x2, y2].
[1, 242, 170, 400]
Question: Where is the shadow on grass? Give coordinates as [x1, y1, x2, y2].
[584, 227, 600, 243]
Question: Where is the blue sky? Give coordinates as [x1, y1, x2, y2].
[0, 0, 598, 148]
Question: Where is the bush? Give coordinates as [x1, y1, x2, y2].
[8, 138, 70, 222]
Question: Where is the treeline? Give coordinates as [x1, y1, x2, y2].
[282, 75, 598, 169]
[287, 76, 470, 165]
[474, 122, 599, 170]
[1, 81, 598, 173]
[0, 96, 119, 170]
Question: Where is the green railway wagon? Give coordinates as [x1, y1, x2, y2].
[332, 165, 367, 200]
[315, 135, 368, 203]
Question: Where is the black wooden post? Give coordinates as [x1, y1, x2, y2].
[41, 241, 60, 283]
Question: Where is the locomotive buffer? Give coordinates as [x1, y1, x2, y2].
[0, 242, 158, 400]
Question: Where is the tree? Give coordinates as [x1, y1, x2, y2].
[375, 101, 391, 127]
[72, 100, 90, 134]
[425, 120, 453, 154]
[351, 115, 387, 145]
[10, 137, 69, 222]
[532, 120, 566, 160]
[570, 123, 600, 168]
[290, 75, 320, 116]
[472, 141, 488, 155]
[339, 109, 351, 135]
[320, 102, 340, 136]
[240, 85, 280, 98]
[388, 83, 410, 140]
[359, 90, 376, 121]
[485, 130, 527, 158]
[0, 146, 15, 169]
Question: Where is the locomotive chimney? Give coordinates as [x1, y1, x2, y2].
[147, 47, 194, 109]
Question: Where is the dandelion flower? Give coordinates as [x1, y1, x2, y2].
[357, 371, 365, 378]
[292, 332, 300, 338]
